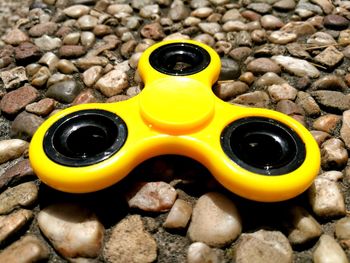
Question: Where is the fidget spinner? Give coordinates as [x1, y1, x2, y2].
[29, 40, 320, 202]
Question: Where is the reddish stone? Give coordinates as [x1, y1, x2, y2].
[25, 98, 56, 116]
[58, 45, 86, 58]
[72, 89, 100, 105]
[0, 85, 39, 115]
[0, 159, 34, 190]
[15, 42, 42, 64]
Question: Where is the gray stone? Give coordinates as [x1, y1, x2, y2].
[219, 58, 240, 80]
[311, 91, 350, 112]
[11, 111, 44, 140]
[314, 46, 344, 69]
[46, 80, 81, 103]
[295, 91, 321, 116]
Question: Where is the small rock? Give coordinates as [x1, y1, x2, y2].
[0, 66, 27, 90]
[268, 31, 297, 44]
[198, 22, 221, 35]
[260, 15, 284, 30]
[104, 215, 157, 263]
[95, 69, 128, 97]
[222, 21, 248, 32]
[81, 31, 95, 48]
[34, 35, 62, 51]
[339, 29, 350, 45]
[272, 55, 320, 78]
[295, 91, 321, 116]
[0, 85, 39, 115]
[15, 42, 42, 65]
[311, 90, 350, 112]
[38, 203, 104, 260]
[25, 98, 56, 116]
[28, 22, 58, 37]
[313, 235, 349, 263]
[77, 15, 98, 30]
[72, 89, 99, 105]
[187, 242, 223, 263]
[267, 83, 297, 102]
[311, 75, 348, 91]
[335, 217, 350, 241]
[285, 206, 322, 246]
[234, 230, 293, 263]
[276, 100, 304, 116]
[140, 22, 165, 40]
[0, 159, 34, 190]
[282, 21, 316, 36]
[56, 59, 78, 74]
[273, 0, 296, 11]
[321, 138, 348, 170]
[11, 111, 44, 140]
[324, 15, 349, 30]
[247, 58, 281, 75]
[58, 45, 86, 58]
[63, 32, 80, 45]
[0, 235, 49, 262]
[307, 32, 337, 46]
[219, 58, 240, 80]
[0, 139, 29, 164]
[247, 3, 272, 14]
[2, 29, 29, 46]
[75, 56, 109, 70]
[255, 72, 286, 88]
[82, 66, 103, 87]
[169, 0, 190, 21]
[313, 114, 341, 134]
[313, 46, 344, 70]
[30, 66, 51, 87]
[163, 199, 192, 229]
[311, 130, 331, 147]
[0, 182, 38, 215]
[341, 110, 350, 149]
[214, 80, 248, 100]
[63, 5, 90, 18]
[46, 80, 81, 103]
[107, 4, 133, 15]
[191, 7, 213, 18]
[309, 175, 346, 217]
[231, 91, 270, 108]
[0, 209, 33, 244]
[229, 47, 252, 62]
[127, 182, 177, 212]
[187, 192, 241, 247]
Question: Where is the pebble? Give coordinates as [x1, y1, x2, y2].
[335, 217, 350, 241]
[309, 174, 346, 217]
[28, 22, 58, 37]
[341, 109, 350, 149]
[38, 203, 104, 260]
[313, 235, 349, 263]
[321, 138, 348, 170]
[247, 3, 272, 14]
[63, 5, 90, 18]
[222, 21, 248, 32]
[73, 89, 99, 105]
[56, 59, 78, 74]
[313, 114, 341, 134]
[247, 58, 281, 75]
[34, 35, 62, 51]
[311, 75, 348, 91]
[0, 235, 49, 262]
[104, 215, 157, 263]
[260, 15, 284, 30]
[0, 85, 39, 115]
[311, 90, 350, 112]
[187, 242, 223, 263]
[63, 32, 80, 45]
[311, 130, 332, 147]
[285, 206, 322, 245]
[295, 91, 321, 116]
[140, 22, 165, 40]
[255, 72, 286, 88]
[30, 66, 51, 87]
[95, 69, 129, 97]
[313, 46, 344, 69]
[324, 14, 349, 30]
[11, 111, 44, 140]
[58, 45, 86, 58]
[26, 98, 56, 116]
[77, 15, 98, 30]
[0, 182, 38, 215]
[46, 73, 73, 87]
[127, 182, 177, 212]
[83, 65, 103, 87]
[0, 66, 27, 90]
[307, 32, 337, 46]
[273, 0, 296, 11]
[0, 209, 33, 244]
[282, 21, 316, 36]
[276, 100, 304, 116]
[169, 0, 190, 21]
[219, 58, 240, 80]
[214, 80, 248, 101]
[234, 230, 293, 263]
[46, 80, 81, 103]
[14, 42, 42, 65]
[163, 199, 192, 229]
[267, 83, 298, 102]
[80, 31, 95, 48]
[75, 56, 109, 70]
[198, 22, 221, 35]
[0, 159, 34, 190]
[231, 91, 270, 108]
[229, 47, 252, 62]
[0, 139, 28, 164]
[2, 29, 29, 46]
[272, 55, 320, 78]
[187, 192, 241, 247]
[268, 31, 298, 44]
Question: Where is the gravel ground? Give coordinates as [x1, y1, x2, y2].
[0, 0, 350, 262]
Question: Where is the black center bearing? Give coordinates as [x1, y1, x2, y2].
[43, 109, 127, 167]
[149, 43, 211, 76]
[221, 117, 306, 175]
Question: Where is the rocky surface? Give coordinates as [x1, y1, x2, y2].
[0, 0, 349, 262]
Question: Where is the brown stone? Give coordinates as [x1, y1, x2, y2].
[0, 159, 34, 190]
[58, 45, 87, 58]
[15, 42, 42, 65]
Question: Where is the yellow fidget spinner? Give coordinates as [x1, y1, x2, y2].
[29, 39, 320, 202]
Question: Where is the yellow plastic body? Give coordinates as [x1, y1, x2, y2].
[29, 39, 320, 202]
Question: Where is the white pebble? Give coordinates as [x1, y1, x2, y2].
[163, 199, 192, 229]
